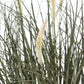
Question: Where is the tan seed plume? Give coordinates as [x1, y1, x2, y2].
[51, 0, 55, 23]
[36, 21, 47, 66]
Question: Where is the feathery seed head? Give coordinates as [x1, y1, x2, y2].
[36, 21, 47, 66]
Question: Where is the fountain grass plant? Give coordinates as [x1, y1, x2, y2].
[0, 0, 84, 84]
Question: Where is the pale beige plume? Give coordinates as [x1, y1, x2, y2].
[51, 0, 55, 23]
[36, 21, 47, 66]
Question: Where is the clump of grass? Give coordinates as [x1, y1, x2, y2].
[0, 0, 84, 84]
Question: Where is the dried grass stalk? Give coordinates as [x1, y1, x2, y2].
[60, 0, 63, 11]
[17, 0, 22, 16]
